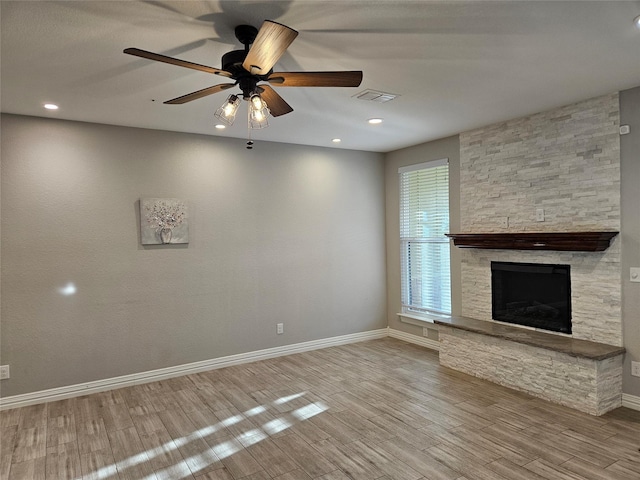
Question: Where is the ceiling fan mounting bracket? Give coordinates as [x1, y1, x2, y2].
[234, 25, 258, 49]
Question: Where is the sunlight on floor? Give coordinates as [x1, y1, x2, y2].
[89, 391, 327, 479]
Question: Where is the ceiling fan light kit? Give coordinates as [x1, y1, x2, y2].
[214, 94, 241, 125]
[124, 19, 363, 146]
[248, 94, 270, 129]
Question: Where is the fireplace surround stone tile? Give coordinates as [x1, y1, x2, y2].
[459, 93, 621, 346]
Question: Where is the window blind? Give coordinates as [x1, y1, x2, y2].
[399, 159, 451, 315]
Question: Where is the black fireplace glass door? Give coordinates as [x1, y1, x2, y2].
[491, 261, 571, 334]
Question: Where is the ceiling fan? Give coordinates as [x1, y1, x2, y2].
[124, 20, 363, 122]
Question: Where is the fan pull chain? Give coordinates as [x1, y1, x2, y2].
[246, 104, 254, 150]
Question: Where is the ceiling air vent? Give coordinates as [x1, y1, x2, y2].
[353, 89, 398, 102]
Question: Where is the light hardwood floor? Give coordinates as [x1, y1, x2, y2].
[1, 338, 639, 480]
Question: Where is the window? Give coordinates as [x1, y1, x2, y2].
[399, 159, 451, 315]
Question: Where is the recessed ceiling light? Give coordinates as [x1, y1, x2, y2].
[44, 103, 59, 110]
[368, 118, 383, 124]
[332, 138, 341, 143]
[634, 14, 640, 29]
[214, 124, 226, 129]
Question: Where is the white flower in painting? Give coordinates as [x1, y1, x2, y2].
[144, 200, 186, 233]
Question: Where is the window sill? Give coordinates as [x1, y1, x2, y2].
[397, 312, 451, 327]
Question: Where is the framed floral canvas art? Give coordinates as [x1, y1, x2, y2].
[140, 198, 189, 244]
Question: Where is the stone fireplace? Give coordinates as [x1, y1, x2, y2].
[437, 93, 624, 415]
[459, 92, 621, 345]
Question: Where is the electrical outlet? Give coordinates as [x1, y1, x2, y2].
[536, 208, 545, 222]
[500, 217, 509, 228]
[632, 361, 640, 377]
[276, 323, 284, 335]
[423, 327, 429, 337]
[0, 365, 9, 380]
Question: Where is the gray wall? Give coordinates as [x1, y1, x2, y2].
[384, 135, 462, 341]
[0, 114, 387, 397]
[620, 86, 640, 397]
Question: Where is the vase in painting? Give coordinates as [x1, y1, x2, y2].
[160, 228, 172, 244]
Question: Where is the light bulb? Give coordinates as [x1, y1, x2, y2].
[248, 94, 270, 129]
[214, 94, 241, 126]
[250, 94, 265, 110]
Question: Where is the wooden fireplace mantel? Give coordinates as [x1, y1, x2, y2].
[445, 231, 618, 252]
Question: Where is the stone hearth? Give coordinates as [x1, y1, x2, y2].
[434, 316, 624, 415]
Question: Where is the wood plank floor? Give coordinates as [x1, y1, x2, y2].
[1, 338, 639, 480]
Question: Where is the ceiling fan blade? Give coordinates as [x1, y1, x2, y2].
[124, 48, 233, 77]
[164, 83, 235, 104]
[268, 71, 363, 87]
[259, 85, 293, 117]
[242, 21, 298, 75]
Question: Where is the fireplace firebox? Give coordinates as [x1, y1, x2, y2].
[491, 261, 571, 334]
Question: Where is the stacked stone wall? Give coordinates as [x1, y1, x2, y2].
[459, 93, 621, 345]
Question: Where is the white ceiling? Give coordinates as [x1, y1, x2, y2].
[2, 1, 639, 153]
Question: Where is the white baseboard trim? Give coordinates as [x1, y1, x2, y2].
[0, 328, 387, 410]
[622, 393, 640, 412]
[4, 325, 631, 413]
[388, 327, 440, 351]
